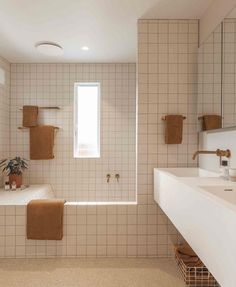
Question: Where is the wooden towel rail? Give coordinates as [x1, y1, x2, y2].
[162, 116, 186, 121]
[19, 107, 60, 110]
[18, 126, 60, 130]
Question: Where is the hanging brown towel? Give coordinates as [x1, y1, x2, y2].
[202, 115, 222, 131]
[27, 199, 65, 240]
[30, 125, 55, 160]
[23, 105, 38, 127]
[165, 115, 184, 144]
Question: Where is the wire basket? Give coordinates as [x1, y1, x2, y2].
[175, 249, 219, 287]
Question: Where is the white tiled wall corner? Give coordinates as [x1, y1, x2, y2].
[138, 19, 198, 173]
[137, 19, 199, 254]
[0, 57, 10, 186]
[10, 63, 136, 202]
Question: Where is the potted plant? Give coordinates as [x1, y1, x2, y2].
[0, 157, 28, 188]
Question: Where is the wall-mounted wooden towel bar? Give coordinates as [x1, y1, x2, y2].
[18, 126, 60, 130]
[19, 107, 60, 111]
[162, 116, 186, 121]
[198, 116, 223, 120]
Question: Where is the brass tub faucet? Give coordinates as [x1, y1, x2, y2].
[192, 149, 231, 160]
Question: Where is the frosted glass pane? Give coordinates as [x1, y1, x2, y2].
[74, 83, 100, 158]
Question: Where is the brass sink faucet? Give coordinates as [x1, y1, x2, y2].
[192, 149, 231, 160]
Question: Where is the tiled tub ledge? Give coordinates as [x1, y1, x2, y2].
[0, 184, 54, 205]
[0, 184, 178, 258]
[66, 201, 137, 206]
[0, 184, 137, 206]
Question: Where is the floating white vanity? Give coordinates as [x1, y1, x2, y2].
[154, 168, 236, 287]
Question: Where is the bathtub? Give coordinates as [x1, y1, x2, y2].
[0, 184, 136, 206]
[0, 184, 151, 259]
[0, 184, 55, 205]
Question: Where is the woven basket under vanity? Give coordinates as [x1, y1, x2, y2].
[175, 245, 219, 287]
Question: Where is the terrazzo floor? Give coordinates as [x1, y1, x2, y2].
[0, 258, 185, 287]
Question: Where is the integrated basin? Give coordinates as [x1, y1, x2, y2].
[160, 167, 219, 178]
[199, 185, 236, 205]
[154, 167, 236, 287]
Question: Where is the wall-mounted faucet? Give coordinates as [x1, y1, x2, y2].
[106, 173, 120, 183]
[115, 174, 120, 182]
[106, 174, 111, 183]
[192, 149, 231, 160]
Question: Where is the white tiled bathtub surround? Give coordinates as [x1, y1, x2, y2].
[0, 57, 10, 186]
[10, 64, 136, 202]
[0, 204, 180, 258]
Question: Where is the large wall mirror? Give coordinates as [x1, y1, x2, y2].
[198, 6, 236, 131]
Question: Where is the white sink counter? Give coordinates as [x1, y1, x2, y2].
[154, 168, 236, 287]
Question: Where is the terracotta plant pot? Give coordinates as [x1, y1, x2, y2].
[9, 174, 22, 188]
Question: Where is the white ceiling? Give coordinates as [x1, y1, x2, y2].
[0, 0, 214, 63]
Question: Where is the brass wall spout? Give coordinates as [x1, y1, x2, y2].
[192, 149, 231, 160]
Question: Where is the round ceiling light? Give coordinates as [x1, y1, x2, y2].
[81, 46, 90, 51]
[35, 42, 63, 56]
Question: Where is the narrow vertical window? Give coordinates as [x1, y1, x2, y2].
[74, 83, 100, 158]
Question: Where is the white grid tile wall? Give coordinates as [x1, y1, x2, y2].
[1, 58, 181, 258]
[138, 19, 198, 172]
[0, 19, 200, 258]
[223, 18, 236, 127]
[137, 19, 199, 257]
[10, 64, 136, 202]
[197, 23, 222, 130]
[0, 57, 10, 186]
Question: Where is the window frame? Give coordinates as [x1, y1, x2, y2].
[74, 82, 101, 158]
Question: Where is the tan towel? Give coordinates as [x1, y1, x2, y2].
[175, 244, 204, 267]
[177, 243, 196, 257]
[27, 199, 65, 240]
[202, 115, 222, 131]
[23, 105, 38, 127]
[30, 125, 55, 160]
[165, 115, 184, 144]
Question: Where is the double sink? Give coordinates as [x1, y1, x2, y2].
[154, 167, 236, 287]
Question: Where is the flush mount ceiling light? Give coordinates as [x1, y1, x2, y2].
[81, 46, 90, 51]
[35, 42, 63, 56]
